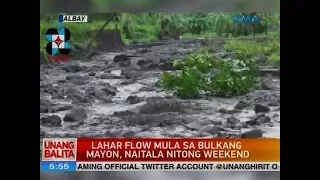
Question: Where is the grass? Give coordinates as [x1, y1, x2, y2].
[121, 24, 159, 44]
[224, 33, 280, 65]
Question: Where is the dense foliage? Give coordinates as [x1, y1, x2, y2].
[160, 49, 260, 98]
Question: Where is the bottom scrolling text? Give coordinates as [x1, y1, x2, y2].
[76, 162, 280, 172]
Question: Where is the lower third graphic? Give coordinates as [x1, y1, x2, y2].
[45, 28, 72, 62]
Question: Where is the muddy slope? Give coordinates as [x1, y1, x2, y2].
[40, 39, 280, 139]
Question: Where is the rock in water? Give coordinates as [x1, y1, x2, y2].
[268, 122, 274, 127]
[62, 65, 82, 73]
[49, 115, 62, 126]
[158, 62, 174, 71]
[114, 54, 130, 63]
[241, 129, 263, 138]
[138, 49, 149, 53]
[246, 112, 271, 126]
[219, 108, 229, 114]
[101, 84, 117, 96]
[40, 99, 51, 106]
[98, 96, 113, 103]
[40, 74, 47, 81]
[212, 120, 223, 125]
[234, 100, 247, 110]
[255, 112, 265, 118]
[122, 131, 135, 138]
[100, 73, 122, 79]
[67, 92, 91, 104]
[63, 108, 88, 122]
[145, 63, 158, 70]
[257, 116, 271, 124]
[227, 116, 240, 124]
[51, 104, 73, 113]
[88, 72, 96, 76]
[219, 108, 242, 114]
[41, 115, 62, 127]
[254, 104, 270, 113]
[40, 99, 52, 113]
[40, 106, 49, 113]
[66, 75, 84, 81]
[245, 119, 257, 126]
[200, 125, 222, 135]
[126, 96, 143, 104]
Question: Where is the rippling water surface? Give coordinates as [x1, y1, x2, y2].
[40, 40, 280, 180]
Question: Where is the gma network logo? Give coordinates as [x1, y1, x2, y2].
[233, 10, 261, 24]
[45, 27, 72, 62]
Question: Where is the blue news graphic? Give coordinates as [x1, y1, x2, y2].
[233, 15, 260, 24]
[59, 15, 64, 23]
[45, 27, 72, 56]
[41, 161, 77, 172]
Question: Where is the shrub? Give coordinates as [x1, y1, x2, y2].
[160, 49, 260, 98]
[208, 59, 260, 97]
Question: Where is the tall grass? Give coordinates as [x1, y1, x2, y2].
[225, 36, 280, 65]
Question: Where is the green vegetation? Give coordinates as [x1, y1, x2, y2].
[160, 48, 260, 98]
[40, 13, 279, 98]
[225, 32, 280, 65]
[40, 13, 280, 50]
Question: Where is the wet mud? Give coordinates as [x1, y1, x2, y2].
[40, 39, 280, 180]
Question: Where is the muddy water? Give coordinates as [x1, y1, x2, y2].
[40, 40, 280, 180]
[40, 61, 280, 138]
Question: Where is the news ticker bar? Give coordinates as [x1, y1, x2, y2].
[41, 162, 280, 172]
[42, 138, 280, 162]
